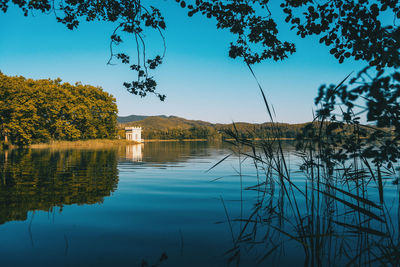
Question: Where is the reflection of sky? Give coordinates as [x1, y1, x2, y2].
[0, 2, 375, 123]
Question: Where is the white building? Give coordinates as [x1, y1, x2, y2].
[125, 127, 142, 142]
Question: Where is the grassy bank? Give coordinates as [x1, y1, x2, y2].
[4, 139, 214, 149]
[30, 139, 140, 149]
[143, 139, 209, 142]
[143, 138, 296, 142]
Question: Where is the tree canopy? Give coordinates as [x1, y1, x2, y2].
[0, 73, 118, 145]
[2, 1, 399, 97]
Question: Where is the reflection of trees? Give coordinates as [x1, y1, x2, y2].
[120, 141, 293, 164]
[0, 149, 119, 224]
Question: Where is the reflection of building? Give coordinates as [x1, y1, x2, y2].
[125, 127, 142, 142]
[125, 144, 143, 162]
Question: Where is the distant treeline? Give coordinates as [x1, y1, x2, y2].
[142, 127, 221, 140]
[119, 116, 380, 141]
[0, 73, 118, 145]
[118, 116, 311, 140]
[138, 125, 304, 140]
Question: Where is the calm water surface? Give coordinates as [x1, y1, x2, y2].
[0, 142, 277, 266]
[1, 142, 398, 266]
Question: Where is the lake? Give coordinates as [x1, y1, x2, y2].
[0, 141, 398, 266]
[0, 142, 263, 266]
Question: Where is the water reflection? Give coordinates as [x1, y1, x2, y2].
[125, 144, 143, 162]
[119, 141, 228, 164]
[0, 142, 228, 225]
[0, 149, 119, 224]
[0, 142, 243, 267]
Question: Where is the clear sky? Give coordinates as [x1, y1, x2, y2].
[0, 1, 366, 124]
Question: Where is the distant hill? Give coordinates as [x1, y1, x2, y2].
[117, 114, 379, 141]
[118, 114, 305, 130]
[117, 115, 310, 140]
[118, 115, 214, 130]
[117, 115, 167, 123]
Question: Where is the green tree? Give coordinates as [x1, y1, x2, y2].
[0, 74, 39, 145]
[0, 73, 118, 145]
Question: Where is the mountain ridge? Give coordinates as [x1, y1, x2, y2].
[117, 114, 308, 128]
[117, 114, 168, 123]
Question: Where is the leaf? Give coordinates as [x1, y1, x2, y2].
[318, 190, 384, 222]
[321, 182, 381, 209]
[205, 154, 231, 173]
[332, 220, 387, 237]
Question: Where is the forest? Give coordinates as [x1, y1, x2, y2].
[0, 73, 118, 146]
[118, 115, 379, 141]
[135, 124, 301, 140]
[118, 115, 296, 140]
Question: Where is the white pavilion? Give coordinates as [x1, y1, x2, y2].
[125, 127, 142, 142]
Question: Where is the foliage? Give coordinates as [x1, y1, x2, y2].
[314, 68, 400, 168]
[142, 126, 220, 140]
[3, 0, 399, 106]
[1, 0, 167, 100]
[185, 0, 399, 68]
[0, 73, 118, 146]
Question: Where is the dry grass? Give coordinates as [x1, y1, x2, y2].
[30, 139, 140, 149]
[143, 139, 208, 142]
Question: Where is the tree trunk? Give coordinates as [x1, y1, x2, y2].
[4, 135, 8, 144]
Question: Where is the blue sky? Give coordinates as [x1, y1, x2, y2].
[0, 1, 366, 124]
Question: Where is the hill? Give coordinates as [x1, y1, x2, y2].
[117, 115, 381, 141]
[117, 114, 167, 123]
[119, 115, 213, 130]
[117, 115, 311, 140]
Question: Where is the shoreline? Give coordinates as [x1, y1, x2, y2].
[143, 138, 296, 142]
[223, 138, 296, 141]
[143, 139, 209, 142]
[30, 139, 211, 148]
[29, 139, 140, 149]
[3, 138, 298, 150]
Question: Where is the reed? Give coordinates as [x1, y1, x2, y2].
[219, 68, 400, 266]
